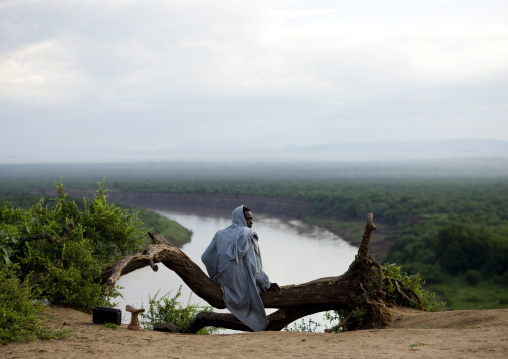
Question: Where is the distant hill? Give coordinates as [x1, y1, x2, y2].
[284, 139, 508, 160]
[1, 138, 508, 163]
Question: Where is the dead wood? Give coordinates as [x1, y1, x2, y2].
[99, 213, 425, 333]
[148, 231, 171, 245]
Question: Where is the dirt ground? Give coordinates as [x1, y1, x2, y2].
[1, 306, 507, 359]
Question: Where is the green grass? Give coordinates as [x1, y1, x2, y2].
[428, 276, 508, 310]
[38, 327, 72, 339]
[117, 204, 192, 246]
[101, 323, 119, 330]
[305, 217, 367, 245]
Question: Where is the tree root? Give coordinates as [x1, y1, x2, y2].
[392, 279, 425, 310]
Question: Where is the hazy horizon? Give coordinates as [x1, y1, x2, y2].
[1, 138, 508, 164]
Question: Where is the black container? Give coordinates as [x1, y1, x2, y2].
[92, 306, 122, 325]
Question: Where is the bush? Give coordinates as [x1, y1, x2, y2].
[78, 184, 144, 264]
[0, 180, 143, 311]
[0, 266, 72, 345]
[283, 316, 320, 332]
[0, 180, 149, 344]
[21, 237, 113, 308]
[435, 224, 489, 274]
[323, 310, 345, 333]
[382, 263, 446, 312]
[140, 286, 218, 335]
[0, 264, 43, 345]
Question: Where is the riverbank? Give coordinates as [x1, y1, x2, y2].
[1, 305, 507, 358]
[305, 216, 396, 258]
[106, 192, 397, 258]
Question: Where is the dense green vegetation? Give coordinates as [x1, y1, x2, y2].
[0, 180, 206, 345]
[0, 192, 192, 247]
[0, 264, 71, 344]
[0, 191, 191, 248]
[0, 181, 170, 344]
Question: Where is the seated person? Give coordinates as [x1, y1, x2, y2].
[201, 205, 280, 331]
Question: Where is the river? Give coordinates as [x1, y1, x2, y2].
[116, 208, 358, 332]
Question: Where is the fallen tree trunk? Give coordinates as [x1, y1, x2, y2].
[100, 213, 424, 332]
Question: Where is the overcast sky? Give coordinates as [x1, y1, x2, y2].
[1, 0, 508, 162]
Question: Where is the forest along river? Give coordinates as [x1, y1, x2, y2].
[116, 209, 358, 332]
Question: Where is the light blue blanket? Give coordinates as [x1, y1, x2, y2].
[201, 205, 271, 331]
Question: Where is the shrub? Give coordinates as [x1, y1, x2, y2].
[78, 182, 144, 263]
[323, 310, 345, 333]
[1, 180, 142, 311]
[283, 316, 320, 332]
[0, 264, 43, 345]
[435, 224, 489, 274]
[140, 285, 218, 335]
[383, 263, 446, 312]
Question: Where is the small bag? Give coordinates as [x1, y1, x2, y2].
[92, 306, 122, 325]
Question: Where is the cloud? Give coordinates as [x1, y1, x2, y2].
[269, 8, 336, 19]
[0, 0, 508, 160]
[2, 1, 507, 101]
